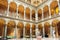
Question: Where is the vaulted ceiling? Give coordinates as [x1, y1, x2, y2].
[19, 0, 48, 7]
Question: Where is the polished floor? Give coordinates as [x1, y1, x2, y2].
[7, 38, 60, 40]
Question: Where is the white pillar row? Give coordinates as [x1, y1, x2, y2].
[30, 9, 32, 21]
[35, 9, 38, 22]
[7, 1, 10, 16]
[22, 21, 24, 40]
[23, 22, 26, 39]
[48, 2, 53, 37]
[30, 23, 32, 40]
[57, 0, 59, 5]
[5, 19, 10, 39]
[42, 9, 44, 21]
[50, 20, 53, 38]
[42, 22, 45, 38]
[15, 20, 18, 39]
[37, 9, 38, 21]
[59, 0, 60, 6]
[4, 19, 8, 39]
[16, 4, 18, 18]
[30, 8, 32, 40]
[35, 8, 38, 39]
[36, 24, 38, 38]
[24, 7, 26, 20]
[29, 7, 31, 21]
[14, 20, 17, 40]
[58, 0, 60, 15]
[49, 5, 51, 18]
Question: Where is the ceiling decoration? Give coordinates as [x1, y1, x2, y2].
[19, 0, 48, 7]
